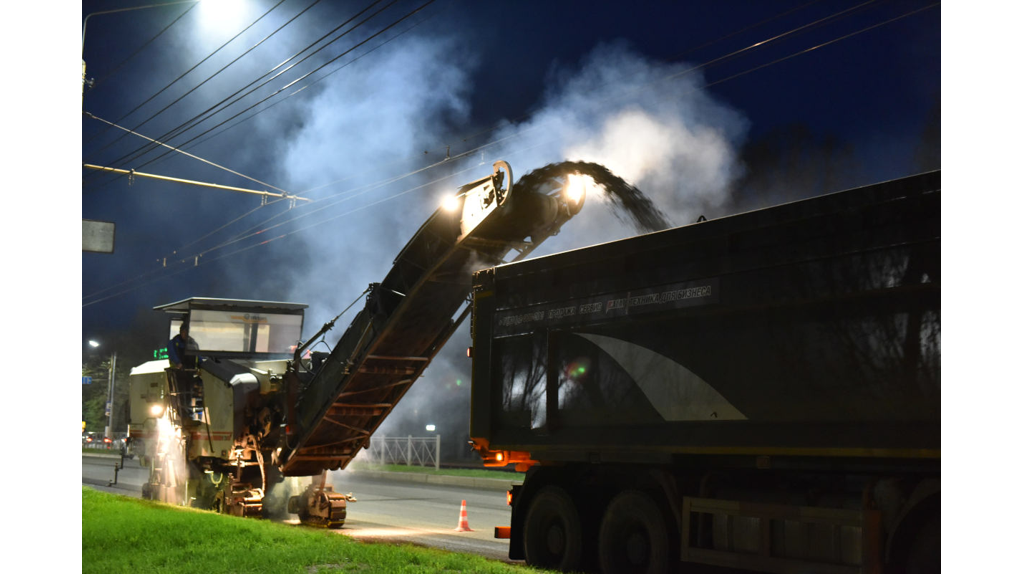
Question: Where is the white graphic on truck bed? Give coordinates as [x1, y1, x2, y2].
[576, 332, 746, 421]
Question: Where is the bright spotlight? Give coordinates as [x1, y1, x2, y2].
[426, 424, 436, 432]
[88, 340, 100, 348]
[442, 195, 461, 211]
[566, 174, 586, 202]
[197, 0, 249, 30]
[564, 174, 588, 215]
[149, 404, 165, 417]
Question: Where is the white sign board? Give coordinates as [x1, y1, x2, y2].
[83, 219, 115, 253]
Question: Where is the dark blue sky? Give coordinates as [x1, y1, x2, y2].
[79, 0, 941, 353]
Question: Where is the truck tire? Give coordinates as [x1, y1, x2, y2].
[523, 486, 583, 571]
[598, 490, 671, 574]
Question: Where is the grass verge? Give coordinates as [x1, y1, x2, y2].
[83, 487, 536, 574]
[346, 463, 525, 481]
[83, 445, 119, 453]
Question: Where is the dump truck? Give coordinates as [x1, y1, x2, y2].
[126, 161, 587, 526]
[469, 172, 940, 573]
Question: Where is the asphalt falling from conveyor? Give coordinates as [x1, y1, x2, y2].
[514, 160, 671, 233]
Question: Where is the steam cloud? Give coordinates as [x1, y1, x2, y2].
[484, 41, 748, 255]
[274, 39, 748, 464]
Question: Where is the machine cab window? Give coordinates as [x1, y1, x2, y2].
[158, 297, 307, 360]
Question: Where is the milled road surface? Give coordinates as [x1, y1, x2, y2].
[82, 453, 516, 562]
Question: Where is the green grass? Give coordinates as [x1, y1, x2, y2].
[347, 463, 525, 481]
[83, 446, 120, 454]
[83, 487, 539, 574]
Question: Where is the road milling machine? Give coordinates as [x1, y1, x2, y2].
[127, 161, 586, 527]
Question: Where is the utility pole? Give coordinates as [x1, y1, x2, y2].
[105, 351, 117, 439]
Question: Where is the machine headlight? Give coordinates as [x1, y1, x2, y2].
[149, 403, 165, 417]
[563, 174, 588, 214]
[442, 195, 461, 212]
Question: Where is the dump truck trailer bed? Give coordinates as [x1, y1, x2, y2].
[468, 171, 940, 574]
[471, 171, 940, 460]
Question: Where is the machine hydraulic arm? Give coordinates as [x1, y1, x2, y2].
[277, 161, 585, 477]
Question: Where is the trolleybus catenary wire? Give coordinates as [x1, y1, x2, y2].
[82, 2, 934, 307]
[209, 123, 534, 251]
[85, 2, 199, 95]
[110, 0, 437, 186]
[82, 144, 510, 308]
[97, 2, 449, 283]
[697, 2, 938, 92]
[140, 0, 453, 178]
[169, 0, 941, 263]
[164, 0, 836, 206]
[81, 4, 451, 302]
[83, 0, 292, 153]
[665, 0, 827, 62]
[136, 0, 823, 188]
[193, 0, 904, 253]
[84, 0, 400, 186]
[81, 0, 381, 192]
[453, 0, 881, 148]
[84, 112, 292, 196]
[82, 0, 856, 197]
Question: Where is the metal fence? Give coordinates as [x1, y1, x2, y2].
[82, 433, 127, 451]
[363, 435, 441, 470]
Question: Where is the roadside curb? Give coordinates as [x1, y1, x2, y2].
[82, 451, 122, 459]
[347, 470, 519, 492]
[81, 453, 518, 492]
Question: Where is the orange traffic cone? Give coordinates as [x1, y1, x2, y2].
[454, 499, 473, 532]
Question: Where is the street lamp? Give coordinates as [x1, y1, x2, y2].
[86, 339, 118, 440]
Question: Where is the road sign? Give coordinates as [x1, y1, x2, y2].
[82, 376, 92, 385]
[105, 401, 111, 417]
[83, 219, 115, 253]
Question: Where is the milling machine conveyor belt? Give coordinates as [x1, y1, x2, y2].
[278, 162, 584, 476]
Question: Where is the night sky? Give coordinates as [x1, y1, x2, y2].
[75, 1, 949, 449]
[7, 0, 1021, 568]
[79, 0, 942, 345]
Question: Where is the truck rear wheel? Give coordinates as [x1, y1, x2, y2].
[598, 490, 671, 574]
[523, 486, 582, 571]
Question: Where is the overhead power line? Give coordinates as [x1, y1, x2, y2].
[668, 0, 826, 61]
[124, 0, 439, 182]
[83, 0, 291, 157]
[700, 2, 940, 91]
[85, 0, 390, 184]
[86, 3, 198, 94]
[82, 0, 936, 308]
[82, 164, 312, 202]
[156, 0, 452, 168]
[84, 0, 450, 294]
[85, 111, 291, 195]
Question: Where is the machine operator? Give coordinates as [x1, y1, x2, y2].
[168, 322, 199, 369]
[168, 322, 203, 419]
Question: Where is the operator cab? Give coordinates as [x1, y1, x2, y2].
[155, 297, 308, 361]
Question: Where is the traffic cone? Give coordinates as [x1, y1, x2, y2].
[454, 499, 473, 532]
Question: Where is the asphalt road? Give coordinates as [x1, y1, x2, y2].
[82, 453, 515, 563]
